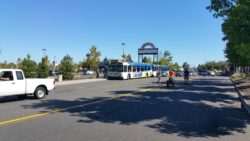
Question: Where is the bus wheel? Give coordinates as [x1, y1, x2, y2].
[127, 74, 131, 80]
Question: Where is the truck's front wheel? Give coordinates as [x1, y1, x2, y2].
[34, 87, 46, 99]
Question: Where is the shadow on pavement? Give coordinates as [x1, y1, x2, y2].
[0, 95, 37, 103]
[21, 77, 250, 138]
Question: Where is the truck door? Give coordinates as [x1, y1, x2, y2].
[14, 71, 26, 94]
[0, 71, 16, 96]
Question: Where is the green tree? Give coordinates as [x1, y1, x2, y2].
[0, 61, 8, 68]
[16, 58, 22, 69]
[19, 54, 38, 78]
[142, 56, 152, 64]
[101, 57, 112, 69]
[171, 62, 180, 70]
[182, 62, 190, 70]
[122, 54, 133, 62]
[198, 61, 228, 71]
[0, 61, 16, 69]
[207, 0, 236, 18]
[208, 0, 250, 68]
[85, 45, 101, 70]
[222, 0, 250, 66]
[102, 57, 110, 66]
[163, 51, 173, 62]
[76, 61, 83, 72]
[198, 64, 206, 70]
[159, 58, 170, 66]
[59, 55, 74, 80]
[158, 50, 172, 66]
[37, 56, 49, 78]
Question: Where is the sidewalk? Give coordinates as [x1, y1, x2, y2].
[231, 77, 250, 115]
[56, 78, 106, 86]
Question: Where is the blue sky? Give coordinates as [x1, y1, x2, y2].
[0, 0, 225, 66]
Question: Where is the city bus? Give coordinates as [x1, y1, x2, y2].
[107, 60, 169, 80]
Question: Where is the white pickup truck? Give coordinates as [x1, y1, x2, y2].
[0, 69, 55, 99]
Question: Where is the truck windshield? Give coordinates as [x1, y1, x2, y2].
[109, 65, 124, 72]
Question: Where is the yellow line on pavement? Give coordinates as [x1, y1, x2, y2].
[0, 110, 58, 126]
[0, 88, 151, 126]
[138, 88, 151, 93]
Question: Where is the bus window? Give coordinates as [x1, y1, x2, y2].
[110, 65, 123, 72]
[133, 66, 136, 72]
[141, 66, 144, 71]
[136, 66, 140, 72]
[128, 66, 132, 72]
[124, 65, 128, 72]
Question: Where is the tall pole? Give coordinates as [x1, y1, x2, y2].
[121, 42, 125, 61]
[42, 48, 47, 58]
[53, 56, 56, 75]
[53, 56, 56, 72]
[123, 47, 124, 57]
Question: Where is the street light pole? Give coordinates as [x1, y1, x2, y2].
[42, 48, 47, 58]
[121, 42, 125, 61]
[53, 56, 56, 71]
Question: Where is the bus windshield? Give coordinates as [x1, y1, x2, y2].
[109, 65, 123, 72]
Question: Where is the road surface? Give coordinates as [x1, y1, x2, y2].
[0, 76, 250, 141]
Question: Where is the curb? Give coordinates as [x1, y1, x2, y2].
[230, 78, 250, 115]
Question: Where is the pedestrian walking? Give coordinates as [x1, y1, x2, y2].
[103, 66, 108, 78]
[184, 68, 190, 85]
[157, 70, 161, 84]
[96, 68, 100, 78]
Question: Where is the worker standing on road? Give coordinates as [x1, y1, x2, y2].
[167, 70, 175, 78]
[157, 70, 161, 84]
[167, 69, 176, 79]
[184, 68, 190, 85]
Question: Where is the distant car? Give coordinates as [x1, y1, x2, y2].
[190, 71, 198, 76]
[83, 70, 95, 75]
[208, 71, 215, 76]
[48, 70, 60, 75]
[161, 71, 167, 77]
[198, 70, 209, 76]
[175, 71, 183, 77]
